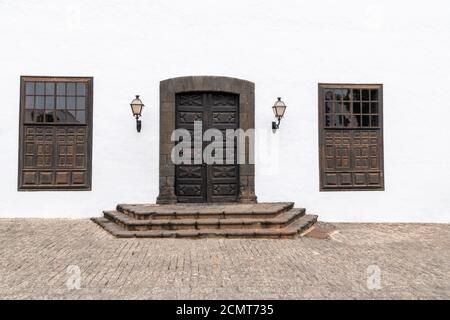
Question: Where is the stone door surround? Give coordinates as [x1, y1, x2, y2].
[157, 76, 257, 204]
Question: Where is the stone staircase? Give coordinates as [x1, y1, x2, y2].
[92, 202, 317, 239]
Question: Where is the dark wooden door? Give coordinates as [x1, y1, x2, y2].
[175, 92, 239, 203]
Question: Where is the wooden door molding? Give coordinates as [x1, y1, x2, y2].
[157, 76, 257, 204]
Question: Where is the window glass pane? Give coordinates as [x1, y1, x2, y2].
[45, 111, 55, 123]
[25, 82, 34, 95]
[334, 102, 342, 113]
[25, 110, 33, 122]
[343, 115, 351, 127]
[324, 90, 333, 100]
[67, 83, 76, 96]
[56, 83, 66, 95]
[362, 89, 370, 101]
[352, 89, 361, 101]
[45, 82, 55, 95]
[362, 115, 370, 126]
[77, 83, 86, 96]
[325, 102, 333, 113]
[371, 115, 379, 127]
[325, 115, 333, 127]
[45, 96, 55, 109]
[353, 102, 361, 113]
[55, 110, 65, 122]
[66, 110, 76, 122]
[76, 97, 85, 109]
[343, 89, 351, 101]
[35, 96, 45, 109]
[25, 96, 34, 109]
[67, 96, 76, 108]
[56, 96, 65, 109]
[352, 115, 361, 127]
[334, 89, 343, 101]
[76, 111, 86, 124]
[371, 102, 378, 114]
[370, 89, 378, 101]
[34, 110, 45, 122]
[343, 102, 351, 113]
[35, 82, 45, 95]
[362, 102, 370, 114]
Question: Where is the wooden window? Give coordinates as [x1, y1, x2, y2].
[18, 76, 93, 190]
[319, 84, 384, 191]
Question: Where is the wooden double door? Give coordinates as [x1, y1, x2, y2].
[175, 92, 239, 203]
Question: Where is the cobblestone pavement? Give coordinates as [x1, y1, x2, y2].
[0, 219, 449, 299]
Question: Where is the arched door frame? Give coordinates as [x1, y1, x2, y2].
[157, 76, 257, 204]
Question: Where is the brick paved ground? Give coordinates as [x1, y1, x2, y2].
[0, 219, 449, 299]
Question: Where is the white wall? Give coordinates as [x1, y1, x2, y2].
[0, 0, 449, 222]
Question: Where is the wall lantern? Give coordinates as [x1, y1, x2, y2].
[130, 95, 144, 132]
[272, 97, 287, 130]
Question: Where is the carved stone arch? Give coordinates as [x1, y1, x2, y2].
[157, 76, 257, 204]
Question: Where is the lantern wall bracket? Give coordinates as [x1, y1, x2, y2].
[272, 118, 281, 130]
[136, 116, 142, 132]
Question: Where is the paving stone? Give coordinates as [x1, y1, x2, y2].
[0, 219, 449, 299]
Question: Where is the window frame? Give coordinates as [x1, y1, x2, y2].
[318, 83, 385, 191]
[18, 76, 94, 191]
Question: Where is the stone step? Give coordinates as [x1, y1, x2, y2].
[91, 214, 318, 239]
[117, 202, 294, 220]
[103, 208, 305, 231]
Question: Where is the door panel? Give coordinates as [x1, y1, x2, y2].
[175, 165, 205, 203]
[208, 93, 239, 202]
[175, 92, 239, 203]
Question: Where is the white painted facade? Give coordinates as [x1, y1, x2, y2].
[1, 0, 449, 222]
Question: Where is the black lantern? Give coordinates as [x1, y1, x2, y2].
[272, 97, 287, 130]
[130, 95, 144, 132]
